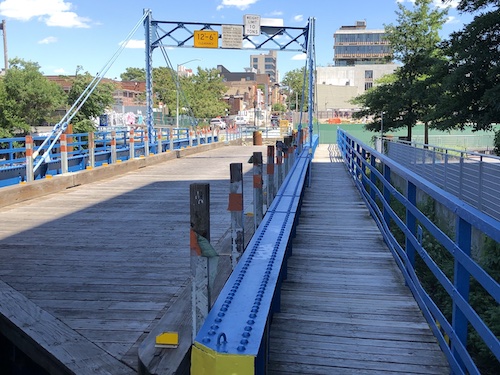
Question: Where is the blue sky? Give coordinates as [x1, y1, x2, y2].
[0, 0, 469, 81]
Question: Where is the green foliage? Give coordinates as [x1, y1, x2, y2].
[272, 103, 287, 113]
[387, 191, 499, 373]
[0, 58, 66, 137]
[281, 67, 309, 111]
[431, 4, 500, 131]
[352, 0, 448, 140]
[494, 130, 500, 156]
[184, 67, 228, 119]
[68, 72, 115, 123]
[120, 67, 146, 81]
[72, 119, 96, 134]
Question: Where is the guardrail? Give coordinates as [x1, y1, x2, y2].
[191, 135, 318, 374]
[338, 128, 500, 375]
[379, 137, 500, 222]
[0, 126, 228, 187]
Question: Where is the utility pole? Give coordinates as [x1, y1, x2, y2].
[0, 20, 8, 72]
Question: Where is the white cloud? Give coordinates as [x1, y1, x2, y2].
[120, 39, 145, 49]
[38, 36, 57, 44]
[294, 15, 304, 23]
[291, 53, 306, 61]
[445, 15, 459, 24]
[53, 67, 65, 74]
[0, 0, 91, 28]
[217, 0, 259, 11]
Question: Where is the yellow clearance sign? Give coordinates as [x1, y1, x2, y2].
[194, 30, 219, 48]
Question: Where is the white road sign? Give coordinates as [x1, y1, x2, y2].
[244, 14, 261, 36]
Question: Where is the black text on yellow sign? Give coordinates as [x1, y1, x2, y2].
[194, 30, 219, 48]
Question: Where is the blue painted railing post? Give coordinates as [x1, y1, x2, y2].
[370, 154, 376, 203]
[406, 181, 417, 268]
[453, 217, 472, 372]
[383, 164, 391, 227]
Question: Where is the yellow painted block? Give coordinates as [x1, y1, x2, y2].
[86, 166, 93, 170]
[191, 343, 254, 375]
[155, 332, 179, 348]
[45, 175, 52, 179]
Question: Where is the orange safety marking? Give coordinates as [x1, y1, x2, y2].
[190, 228, 202, 256]
[253, 174, 262, 188]
[228, 193, 243, 211]
[111, 138, 117, 146]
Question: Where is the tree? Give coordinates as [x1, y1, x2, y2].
[352, 0, 448, 140]
[431, 0, 500, 131]
[183, 67, 228, 119]
[281, 67, 309, 112]
[0, 58, 66, 137]
[120, 67, 146, 81]
[67, 72, 116, 133]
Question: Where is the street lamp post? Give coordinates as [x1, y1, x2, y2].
[176, 59, 201, 127]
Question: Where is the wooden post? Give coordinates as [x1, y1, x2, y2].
[88, 132, 95, 169]
[60, 134, 68, 174]
[229, 163, 244, 269]
[267, 145, 275, 207]
[110, 131, 117, 164]
[190, 183, 210, 341]
[253, 152, 263, 230]
[25, 135, 34, 182]
[129, 129, 135, 160]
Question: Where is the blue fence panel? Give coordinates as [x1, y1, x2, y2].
[337, 128, 500, 375]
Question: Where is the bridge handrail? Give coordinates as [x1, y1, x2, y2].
[191, 137, 317, 374]
[337, 128, 500, 375]
[0, 127, 222, 187]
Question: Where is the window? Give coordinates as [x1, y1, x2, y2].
[364, 82, 373, 90]
[365, 70, 373, 79]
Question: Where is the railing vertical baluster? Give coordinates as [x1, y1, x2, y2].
[383, 164, 391, 227]
[453, 217, 472, 372]
[370, 154, 376, 203]
[406, 181, 417, 269]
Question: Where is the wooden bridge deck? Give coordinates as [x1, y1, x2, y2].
[268, 145, 450, 374]
[0, 144, 266, 374]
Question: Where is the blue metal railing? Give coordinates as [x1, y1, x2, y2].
[337, 128, 500, 375]
[191, 135, 319, 374]
[0, 127, 228, 187]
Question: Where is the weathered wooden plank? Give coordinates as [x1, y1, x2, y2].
[268, 146, 449, 374]
[0, 281, 134, 375]
[0, 144, 268, 372]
